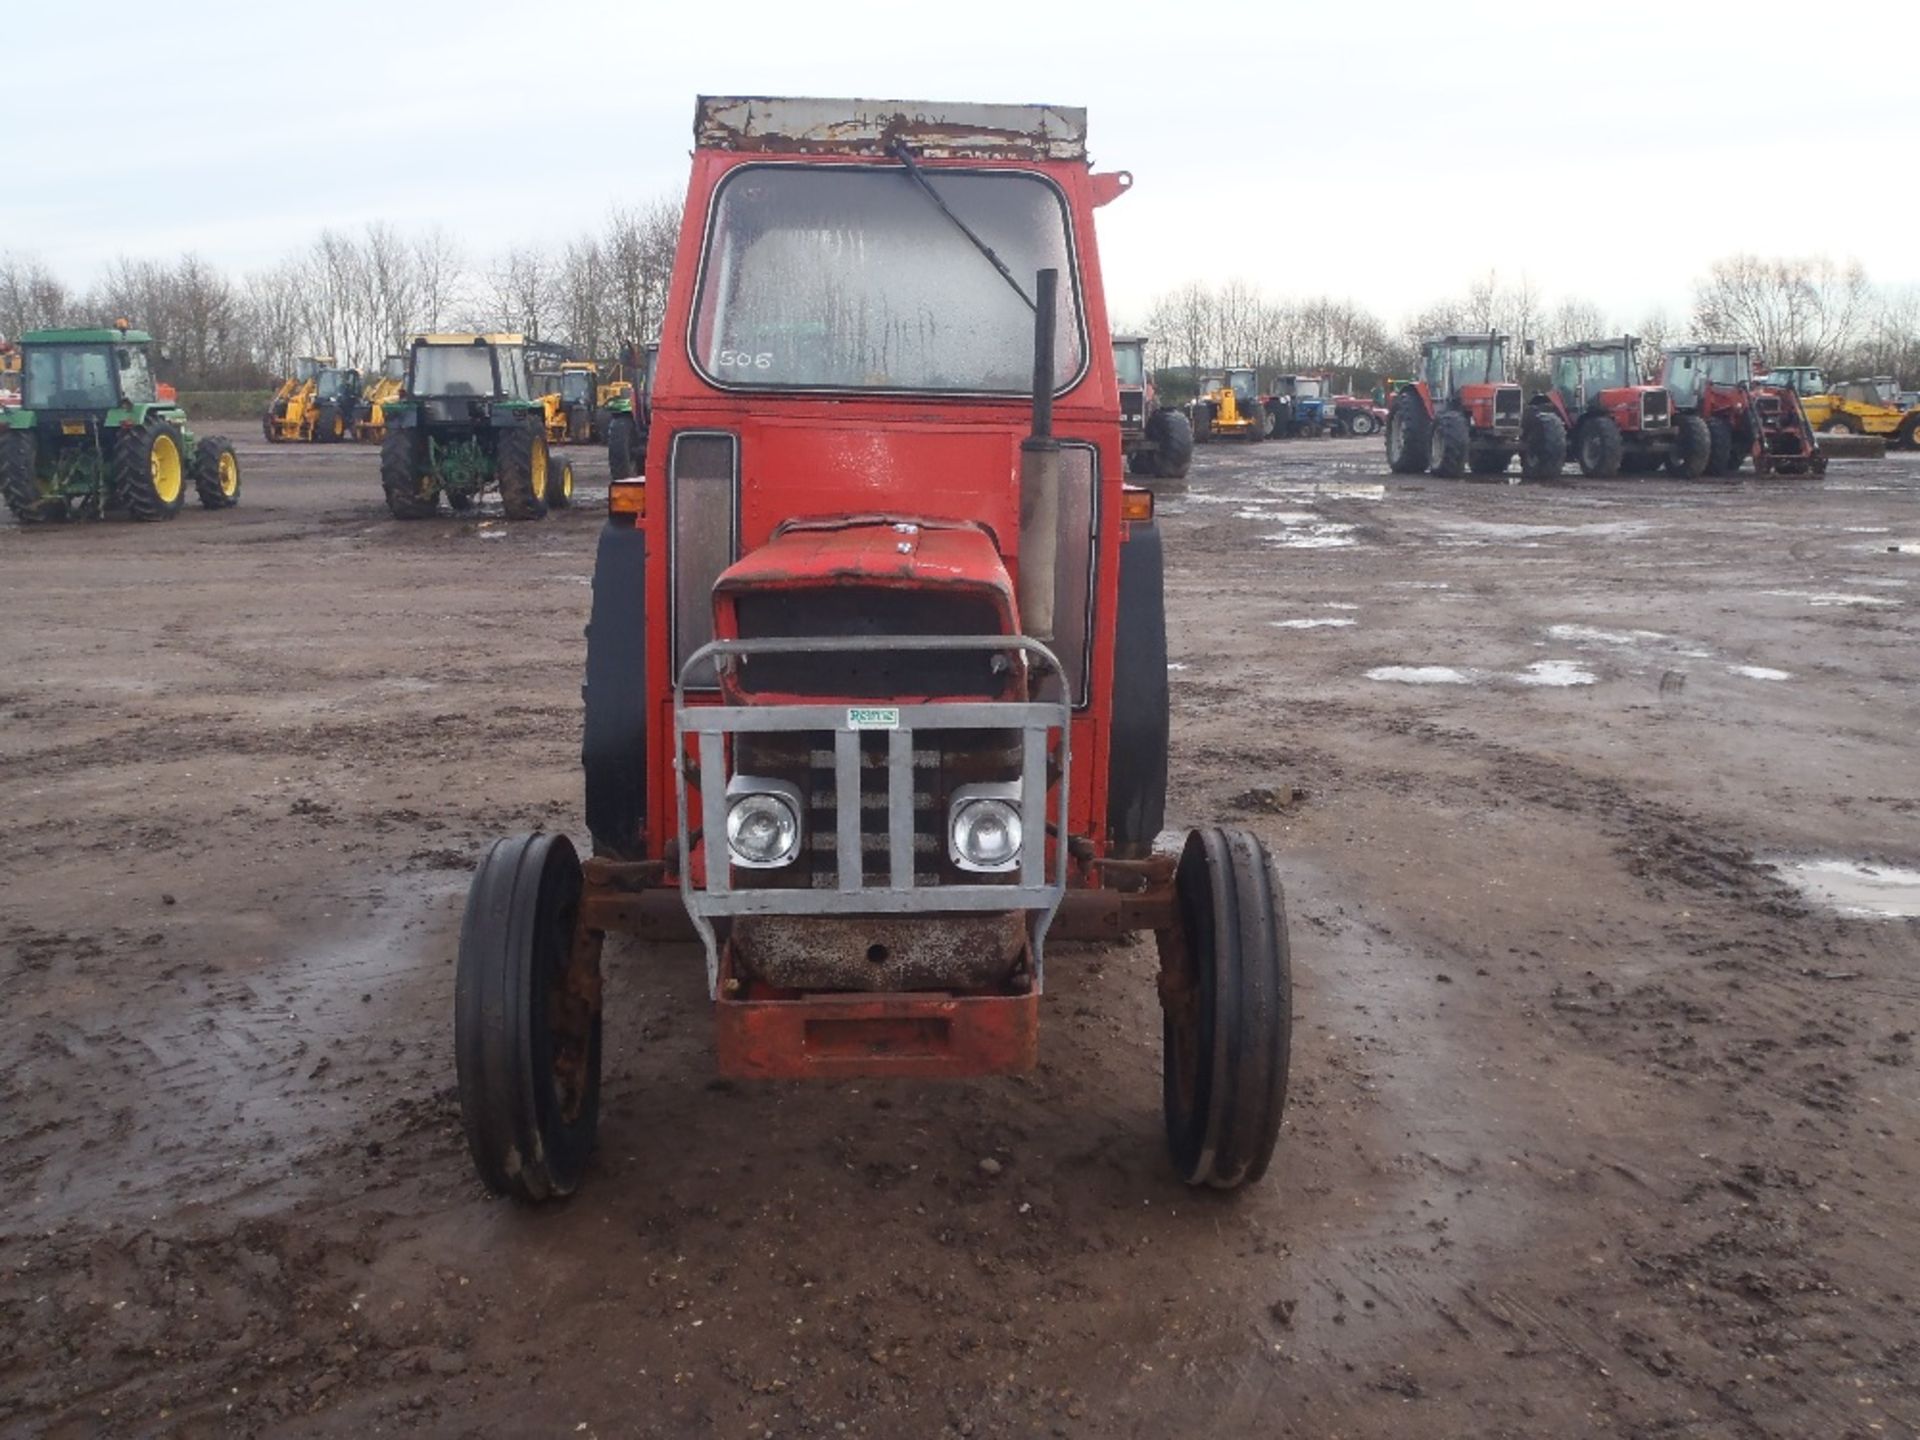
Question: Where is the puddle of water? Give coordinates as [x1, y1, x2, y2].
[1166, 662, 1188, 672]
[1234, 509, 1320, 523]
[1513, 660, 1596, 687]
[1885, 541, 1920, 555]
[1264, 523, 1358, 549]
[1548, 623, 1665, 646]
[1271, 618, 1356, 629]
[1775, 859, 1920, 918]
[1435, 519, 1652, 540]
[1764, 590, 1898, 608]
[1729, 665, 1790, 681]
[1367, 665, 1472, 685]
[1322, 602, 1360, 610]
[1256, 481, 1385, 501]
[1843, 527, 1891, 534]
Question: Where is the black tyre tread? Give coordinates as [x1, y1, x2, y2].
[192, 436, 242, 509]
[1190, 403, 1214, 444]
[114, 418, 186, 522]
[607, 416, 639, 479]
[547, 455, 575, 509]
[381, 431, 439, 518]
[1577, 415, 1625, 478]
[1430, 410, 1470, 477]
[1144, 408, 1194, 481]
[1209, 829, 1289, 1189]
[1897, 415, 1920, 451]
[0, 430, 54, 523]
[1107, 522, 1168, 857]
[1666, 414, 1712, 477]
[455, 833, 599, 1202]
[497, 425, 548, 521]
[1706, 417, 1734, 475]
[1385, 392, 1431, 474]
[583, 518, 649, 858]
[314, 401, 344, 443]
[1521, 410, 1567, 479]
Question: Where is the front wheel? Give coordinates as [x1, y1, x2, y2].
[1346, 410, 1378, 437]
[193, 436, 242, 508]
[1521, 410, 1567, 479]
[456, 832, 601, 1202]
[1430, 410, 1470, 477]
[114, 418, 188, 521]
[497, 425, 550, 521]
[546, 454, 575, 509]
[1665, 414, 1711, 477]
[1160, 827, 1290, 1190]
[1577, 414, 1624, 478]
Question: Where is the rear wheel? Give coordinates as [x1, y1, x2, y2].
[1346, 410, 1378, 437]
[1430, 410, 1470, 477]
[1520, 409, 1567, 479]
[1160, 827, 1290, 1190]
[607, 415, 640, 479]
[584, 518, 649, 858]
[1665, 414, 1711, 477]
[1144, 407, 1194, 482]
[497, 424, 550, 521]
[1577, 415, 1624, 477]
[0, 430, 62, 523]
[1385, 393, 1431, 474]
[456, 832, 601, 1202]
[1705, 417, 1734, 475]
[381, 430, 439, 518]
[192, 436, 242, 509]
[114, 418, 188, 521]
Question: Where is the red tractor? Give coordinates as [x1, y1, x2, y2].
[455, 97, 1293, 1202]
[1656, 343, 1825, 477]
[1386, 332, 1566, 480]
[1113, 334, 1194, 482]
[1537, 336, 1710, 478]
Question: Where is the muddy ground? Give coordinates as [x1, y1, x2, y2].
[2, 436, 1917, 1440]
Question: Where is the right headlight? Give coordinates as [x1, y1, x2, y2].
[949, 783, 1023, 874]
[725, 777, 802, 868]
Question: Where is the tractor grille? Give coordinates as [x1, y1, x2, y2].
[1641, 390, 1672, 429]
[731, 589, 1005, 699]
[1494, 386, 1523, 428]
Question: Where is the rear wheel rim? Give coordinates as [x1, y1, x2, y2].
[151, 434, 182, 504]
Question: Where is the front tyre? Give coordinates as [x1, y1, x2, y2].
[1521, 409, 1567, 479]
[1665, 414, 1711, 477]
[1160, 827, 1291, 1190]
[498, 425, 550, 521]
[193, 436, 242, 509]
[1430, 410, 1470, 477]
[456, 832, 601, 1202]
[1577, 414, 1624, 477]
[546, 454, 575, 509]
[114, 418, 188, 521]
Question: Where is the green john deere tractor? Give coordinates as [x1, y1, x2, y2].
[377, 332, 573, 521]
[0, 326, 241, 524]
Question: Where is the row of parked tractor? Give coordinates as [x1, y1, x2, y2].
[1116, 332, 1919, 486]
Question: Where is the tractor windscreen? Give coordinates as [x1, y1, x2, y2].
[1112, 344, 1145, 386]
[412, 346, 496, 397]
[22, 346, 116, 410]
[1583, 349, 1629, 391]
[561, 372, 594, 403]
[692, 165, 1084, 393]
[1228, 371, 1258, 403]
[1441, 340, 1505, 386]
[316, 370, 352, 400]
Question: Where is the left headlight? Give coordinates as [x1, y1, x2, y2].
[949, 783, 1023, 874]
[725, 777, 803, 868]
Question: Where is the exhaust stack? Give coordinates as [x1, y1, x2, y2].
[1017, 267, 1060, 642]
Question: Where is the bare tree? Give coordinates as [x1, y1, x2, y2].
[411, 226, 464, 335]
[0, 253, 71, 336]
[1692, 254, 1871, 369]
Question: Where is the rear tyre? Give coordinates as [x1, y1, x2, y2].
[114, 418, 188, 521]
[583, 517, 649, 858]
[456, 832, 600, 1202]
[497, 424, 550, 521]
[1577, 415, 1624, 478]
[192, 436, 242, 509]
[1705, 417, 1734, 475]
[546, 454, 575, 509]
[0, 430, 61, 523]
[1430, 410, 1470, 477]
[1665, 414, 1711, 477]
[1145, 407, 1194, 482]
[1385, 393, 1431, 474]
[381, 430, 440, 519]
[607, 415, 640, 479]
[1160, 827, 1290, 1190]
[1346, 410, 1378, 437]
[1520, 410, 1567, 479]
[1107, 522, 1169, 858]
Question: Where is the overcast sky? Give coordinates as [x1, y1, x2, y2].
[11, 0, 1911, 331]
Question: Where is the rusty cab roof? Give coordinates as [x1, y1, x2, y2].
[694, 96, 1086, 162]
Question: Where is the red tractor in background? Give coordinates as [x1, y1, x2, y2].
[1113, 334, 1194, 482]
[1656, 344, 1825, 477]
[454, 97, 1293, 1203]
[1537, 336, 1709, 478]
[1386, 332, 1566, 480]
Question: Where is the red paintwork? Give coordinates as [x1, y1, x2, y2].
[713, 518, 1017, 618]
[637, 144, 1129, 869]
[714, 988, 1039, 1079]
[1399, 378, 1507, 430]
[1543, 385, 1667, 435]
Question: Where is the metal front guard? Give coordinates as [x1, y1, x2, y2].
[674, 635, 1072, 999]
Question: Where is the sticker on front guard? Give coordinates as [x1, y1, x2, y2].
[846, 706, 900, 731]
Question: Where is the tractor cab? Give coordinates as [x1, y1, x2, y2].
[19, 331, 159, 412]
[1112, 336, 1149, 437]
[1763, 365, 1827, 399]
[1423, 333, 1508, 397]
[558, 365, 597, 408]
[1658, 344, 1750, 411]
[314, 366, 361, 404]
[455, 95, 1292, 1204]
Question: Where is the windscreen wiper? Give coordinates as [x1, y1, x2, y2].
[890, 141, 1036, 313]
